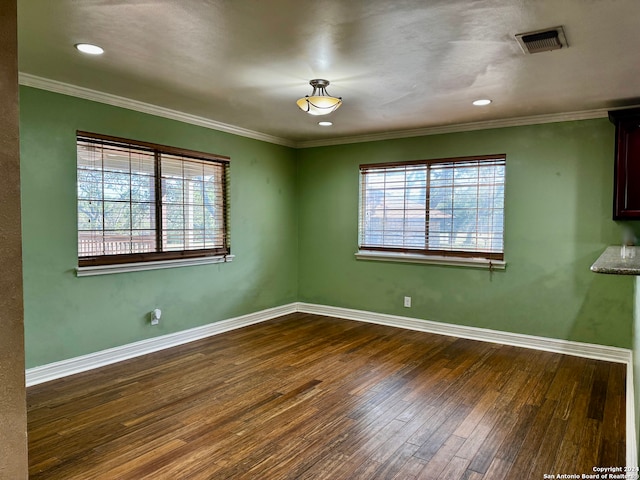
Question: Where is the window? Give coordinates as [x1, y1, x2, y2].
[358, 154, 505, 261]
[77, 132, 230, 267]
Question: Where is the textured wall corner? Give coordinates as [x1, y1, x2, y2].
[0, 1, 29, 478]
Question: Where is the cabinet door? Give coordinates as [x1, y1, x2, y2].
[613, 118, 640, 219]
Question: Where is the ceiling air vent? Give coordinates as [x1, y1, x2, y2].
[515, 26, 568, 54]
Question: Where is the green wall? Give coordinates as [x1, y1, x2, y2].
[297, 119, 634, 348]
[20, 87, 298, 368]
[20, 86, 635, 370]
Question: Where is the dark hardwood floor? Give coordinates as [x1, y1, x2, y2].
[27, 313, 626, 479]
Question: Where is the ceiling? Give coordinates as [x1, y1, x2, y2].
[17, 0, 640, 147]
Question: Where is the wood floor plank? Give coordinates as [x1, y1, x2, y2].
[415, 434, 466, 480]
[465, 407, 518, 474]
[438, 455, 472, 480]
[452, 388, 501, 439]
[27, 313, 627, 479]
[481, 457, 513, 480]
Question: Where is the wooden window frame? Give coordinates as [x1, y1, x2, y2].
[358, 154, 505, 261]
[77, 131, 230, 267]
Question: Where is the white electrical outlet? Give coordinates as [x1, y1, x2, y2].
[151, 308, 161, 325]
[404, 296, 411, 308]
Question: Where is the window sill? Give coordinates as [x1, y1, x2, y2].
[354, 250, 506, 270]
[76, 254, 235, 277]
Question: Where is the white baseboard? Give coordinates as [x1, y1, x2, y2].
[296, 303, 632, 363]
[25, 301, 637, 468]
[628, 368, 638, 469]
[25, 303, 297, 387]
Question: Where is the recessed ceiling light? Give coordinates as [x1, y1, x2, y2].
[473, 99, 492, 106]
[75, 43, 104, 55]
[318, 121, 333, 126]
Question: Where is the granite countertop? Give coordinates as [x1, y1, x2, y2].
[591, 246, 640, 275]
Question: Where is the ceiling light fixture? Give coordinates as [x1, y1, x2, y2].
[75, 43, 104, 55]
[473, 99, 492, 106]
[318, 121, 333, 126]
[297, 79, 342, 116]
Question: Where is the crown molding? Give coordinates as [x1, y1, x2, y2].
[20, 72, 637, 150]
[294, 109, 614, 148]
[18, 73, 296, 148]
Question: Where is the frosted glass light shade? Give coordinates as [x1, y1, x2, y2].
[296, 79, 342, 116]
[296, 95, 342, 115]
